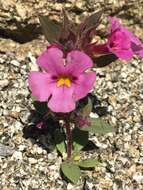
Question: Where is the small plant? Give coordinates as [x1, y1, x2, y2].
[27, 10, 143, 183]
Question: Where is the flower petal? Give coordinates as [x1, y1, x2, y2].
[66, 50, 93, 76]
[137, 49, 143, 57]
[107, 30, 134, 60]
[108, 17, 143, 59]
[130, 37, 143, 58]
[108, 16, 121, 33]
[86, 43, 110, 56]
[28, 71, 54, 101]
[113, 49, 134, 60]
[109, 30, 131, 49]
[74, 72, 96, 101]
[48, 86, 75, 113]
[37, 47, 65, 75]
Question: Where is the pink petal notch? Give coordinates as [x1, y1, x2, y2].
[66, 50, 93, 75]
[37, 47, 65, 75]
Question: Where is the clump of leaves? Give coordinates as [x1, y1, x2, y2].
[30, 95, 114, 183]
[39, 10, 116, 67]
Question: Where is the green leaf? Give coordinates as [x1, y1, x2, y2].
[31, 96, 37, 102]
[77, 11, 102, 47]
[56, 142, 66, 155]
[54, 130, 66, 155]
[60, 9, 70, 41]
[81, 97, 92, 117]
[72, 128, 89, 152]
[81, 118, 114, 134]
[78, 158, 100, 168]
[59, 9, 76, 48]
[93, 54, 118, 67]
[83, 11, 102, 33]
[33, 101, 48, 115]
[39, 16, 61, 43]
[60, 9, 73, 41]
[79, 11, 102, 34]
[61, 162, 81, 184]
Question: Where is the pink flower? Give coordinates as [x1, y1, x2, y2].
[28, 47, 96, 113]
[86, 17, 143, 61]
[107, 17, 143, 60]
[36, 121, 45, 129]
[107, 26, 133, 60]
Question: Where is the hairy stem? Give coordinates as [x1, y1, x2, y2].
[65, 121, 72, 159]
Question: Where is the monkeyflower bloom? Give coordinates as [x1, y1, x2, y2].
[87, 17, 143, 60]
[28, 47, 96, 113]
[107, 17, 143, 60]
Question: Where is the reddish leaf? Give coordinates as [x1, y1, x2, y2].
[80, 11, 102, 34]
[77, 11, 102, 48]
[59, 9, 77, 47]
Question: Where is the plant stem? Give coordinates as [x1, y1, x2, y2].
[65, 120, 72, 159]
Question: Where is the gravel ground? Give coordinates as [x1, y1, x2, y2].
[0, 48, 143, 190]
[0, 0, 143, 190]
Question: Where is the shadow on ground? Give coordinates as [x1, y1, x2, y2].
[23, 94, 109, 154]
[0, 19, 42, 43]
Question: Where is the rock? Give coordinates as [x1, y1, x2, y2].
[36, 147, 43, 154]
[99, 178, 113, 189]
[108, 95, 117, 107]
[12, 151, 23, 160]
[138, 135, 143, 146]
[9, 111, 20, 119]
[0, 79, 9, 89]
[128, 145, 140, 158]
[0, 143, 15, 157]
[67, 183, 74, 190]
[0, 0, 15, 10]
[133, 173, 143, 183]
[11, 60, 20, 67]
[27, 52, 36, 65]
[83, 181, 94, 190]
[91, 136, 108, 149]
[0, 57, 5, 64]
[28, 157, 37, 164]
[75, 1, 85, 10]
[16, 4, 27, 19]
[137, 157, 143, 164]
[1, 187, 14, 190]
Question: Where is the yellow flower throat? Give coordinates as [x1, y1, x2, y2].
[57, 77, 71, 87]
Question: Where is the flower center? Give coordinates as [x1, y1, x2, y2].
[57, 77, 71, 88]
